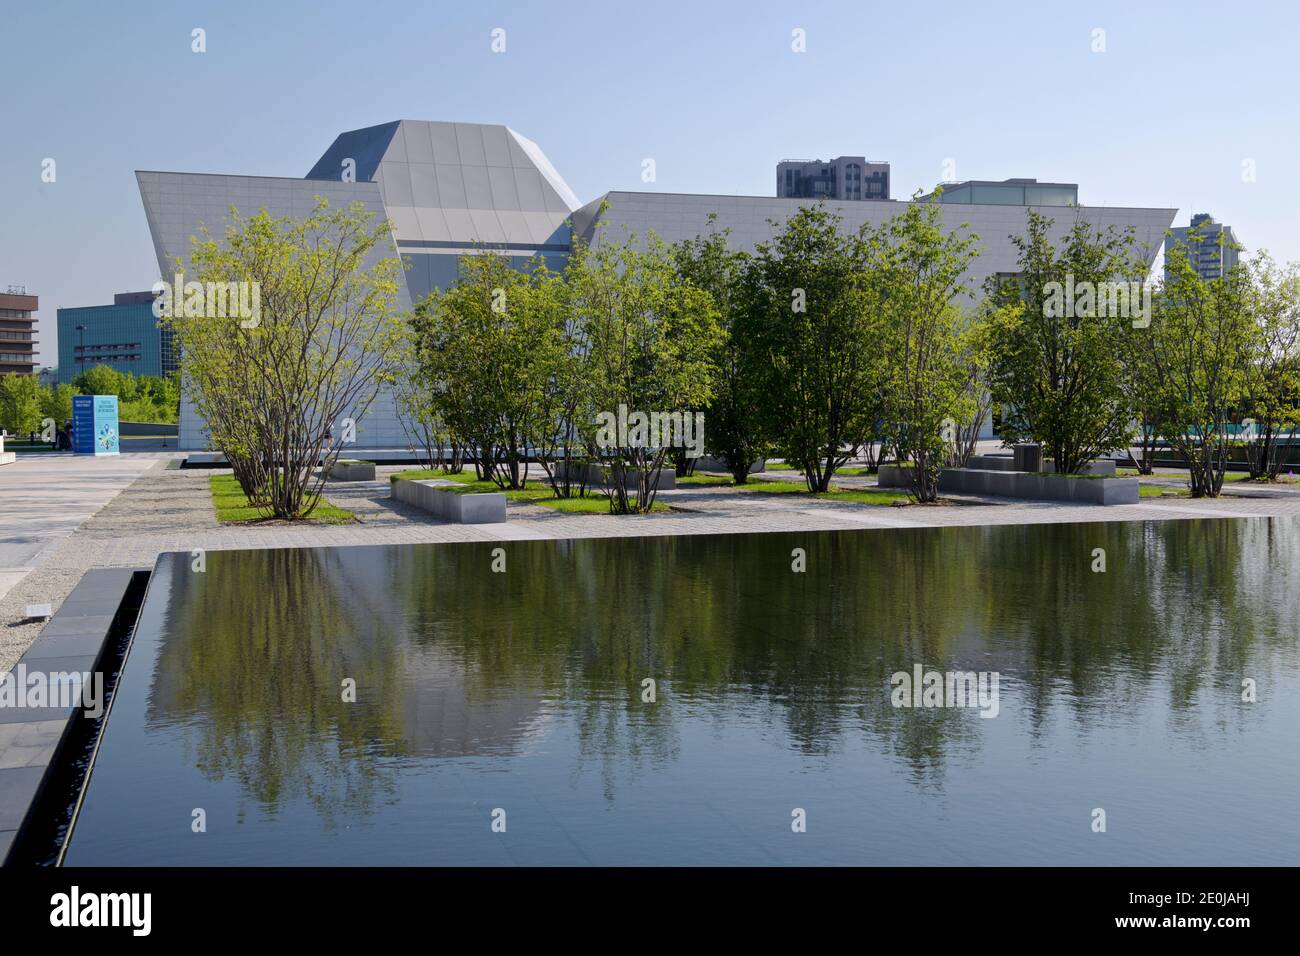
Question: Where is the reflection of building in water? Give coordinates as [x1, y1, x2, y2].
[397, 647, 548, 757]
[145, 547, 549, 762]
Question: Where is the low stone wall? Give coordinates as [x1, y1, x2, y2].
[555, 462, 676, 491]
[876, 464, 916, 488]
[693, 456, 765, 475]
[965, 455, 1116, 476]
[119, 421, 179, 437]
[391, 479, 507, 523]
[938, 468, 1138, 504]
[328, 460, 376, 481]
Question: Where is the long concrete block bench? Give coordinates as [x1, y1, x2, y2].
[966, 454, 1117, 476]
[391, 478, 507, 523]
[327, 459, 377, 481]
[693, 456, 765, 474]
[938, 468, 1139, 504]
[877, 464, 915, 488]
[554, 462, 676, 491]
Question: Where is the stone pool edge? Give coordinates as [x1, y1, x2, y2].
[0, 567, 147, 865]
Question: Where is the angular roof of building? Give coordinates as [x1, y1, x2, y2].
[305, 121, 579, 249]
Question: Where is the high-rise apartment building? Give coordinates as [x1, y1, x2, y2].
[0, 288, 38, 376]
[1164, 213, 1240, 282]
[777, 156, 890, 200]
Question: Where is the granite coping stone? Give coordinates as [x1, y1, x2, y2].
[0, 566, 140, 865]
[0, 768, 47, 830]
[28, 614, 118, 640]
[0, 720, 68, 771]
[21, 633, 111, 661]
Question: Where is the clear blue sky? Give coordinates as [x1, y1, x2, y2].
[3, 0, 1296, 366]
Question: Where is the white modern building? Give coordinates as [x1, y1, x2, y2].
[136, 120, 1177, 451]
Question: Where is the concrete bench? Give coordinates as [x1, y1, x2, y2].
[938, 468, 1138, 504]
[327, 459, 376, 481]
[554, 462, 676, 491]
[391, 478, 507, 523]
[966, 454, 1116, 476]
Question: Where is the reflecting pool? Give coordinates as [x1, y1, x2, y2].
[64, 520, 1300, 865]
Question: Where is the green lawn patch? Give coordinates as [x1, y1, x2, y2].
[1139, 484, 1190, 498]
[742, 479, 912, 505]
[209, 474, 357, 524]
[678, 473, 736, 487]
[813, 488, 913, 505]
[390, 469, 669, 512]
[744, 479, 817, 493]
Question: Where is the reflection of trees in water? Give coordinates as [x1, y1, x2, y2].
[149, 518, 1300, 814]
[390, 522, 1297, 788]
[150, 547, 411, 828]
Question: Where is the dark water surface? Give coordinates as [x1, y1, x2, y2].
[63, 520, 1300, 865]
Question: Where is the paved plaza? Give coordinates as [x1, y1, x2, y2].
[4, 454, 1300, 670]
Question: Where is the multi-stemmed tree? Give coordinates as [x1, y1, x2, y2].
[173, 198, 406, 519]
[413, 251, 571, 490]
[874, 200, 983, 501]
[672, 220, 766, 483]
[1240, 252, 1300, 480]
[738, 205, 885, 492]
[1142, 240, 1256, 497]
[985, 210, 1145, 475]
[568, 233, 722, 513]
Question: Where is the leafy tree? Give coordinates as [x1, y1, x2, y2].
[1240, 252, 1300, 480]
[1117, 319, 1164, 474]
[739, 205, 884, 491]
[672, 219, 765, 483]
[170, 198, 406, 518]
[986, 210, 1147, 475]
[73, 364, 131, 399]
[413, 250, 571, 489]
[950, 303, 999, 467]
[41, 383, 76, 428]
[874, 201, 982, 501]
[567, 232, 721, 513]
[1142, 241, 1256, 496]
[0, 373, 43, 435]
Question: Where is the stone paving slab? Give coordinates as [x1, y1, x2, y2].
[0, 453, 160, 603]
[0, 720, 66, 771]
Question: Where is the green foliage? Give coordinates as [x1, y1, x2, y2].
[673, 218, 765, 483]
[412, 250, 571, 490]
[69, 366, 178, 423]
[41, 383, 77, 425]
[74, 364, 134, 401]
[0, 373, 43, 435]
[985, 210, 1145, 475]
[874, 200, 982, 501]
[1240, 253, 1300, 480]
[567, 231, 722, 513]
[172, 198, 406, 519]
[737, 204, 884, 492]
[1140, 241, 1257, 497]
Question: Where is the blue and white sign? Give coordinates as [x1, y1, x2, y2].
[72, 394, 120, 456]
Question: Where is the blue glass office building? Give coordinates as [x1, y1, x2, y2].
[56, 291, 176, 384]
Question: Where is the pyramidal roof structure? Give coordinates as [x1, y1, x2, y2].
[305, 120, 580, 249]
